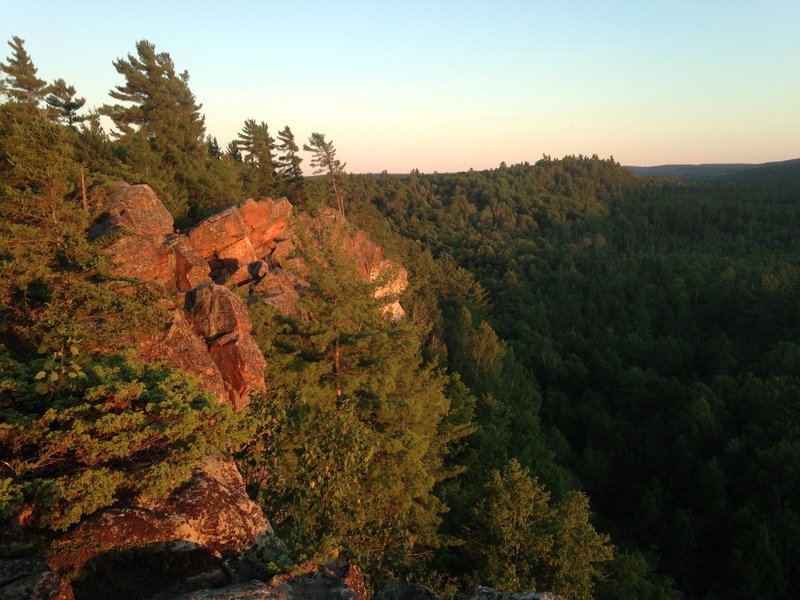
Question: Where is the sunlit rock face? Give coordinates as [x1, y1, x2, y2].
[92, 184, 407, 409]
[91, 185, 272, 409]
[254, 207, 407, 320]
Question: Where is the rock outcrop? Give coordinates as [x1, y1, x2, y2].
[88, 183, 174, 239]
[42, 454, 287, 599]
[2, 186, 414, 599]
[253, 208, 407, 320]
[91, 184, 280, 408]
[187, 197, 292, 285]
[49, 454, 281, 574]
[92, 184, 407, 409]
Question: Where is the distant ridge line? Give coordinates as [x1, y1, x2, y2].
[626, 158, 800, 181]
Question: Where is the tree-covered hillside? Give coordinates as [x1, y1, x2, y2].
[341, 157, 800, 599]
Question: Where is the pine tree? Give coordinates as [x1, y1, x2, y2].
[101, 40, 206, 216]
[0, 104, 79, 226]
[0, 36, 47, 105]
[468, 459, 613, 598]
[205, 135, 221, 159]
[304, 132, 346, 216]
[275, 125, 303, 201]
[236, 119, 276, 198]
[226, 140, 243, 162]
[245, 217, 461, 573]
[44, 78, 86, 126]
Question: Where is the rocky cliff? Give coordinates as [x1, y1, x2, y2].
[91, 183, 406, 410]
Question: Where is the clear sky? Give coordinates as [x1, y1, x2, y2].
[2, 0, 798, 173]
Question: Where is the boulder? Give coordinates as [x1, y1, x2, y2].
[88, 184, 174, 239]
[188, 206, 250, 259]
[186, 199, 292, 285]
[173, 581, 278, 600]
[238, 198, 292, 257]
[168, 454, 272, 556]
[166, 234, 214, 291]
[171, 561, 367, 600]
[208, 333, 267, 410]
[188, 207, 257, 284]
[269, 238, 296, 267]
[107, 234, 176, 288]
[252, 269, 303, 318]
[139, 310, 230, 404]
[147, 286, 265, 409]
[50, 455, 278, 574]
[268, 562, 368, 600]
[248, 260, 270, 280]
[187, 285, 253, 341]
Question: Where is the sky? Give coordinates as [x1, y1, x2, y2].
[1, 0, 798, 173]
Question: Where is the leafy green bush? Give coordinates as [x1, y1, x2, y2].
[0, 351, 253, 530]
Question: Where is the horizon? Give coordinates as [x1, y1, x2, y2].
[2, 1, 798, 173]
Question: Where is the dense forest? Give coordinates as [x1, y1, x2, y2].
[1, 35, 799, 600]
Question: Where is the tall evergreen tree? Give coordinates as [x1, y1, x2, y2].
[205, 135, 221, 159]
[44, 78, 86, 126]
[101, 40, 206, 216]
[244, 217, 464, 574]
[275, 125, 304, 201]
[304, 132, 346, 216]
[236, 119, 276, 198]
[0, 36, 47, 105]
[225, 140, 243, 162]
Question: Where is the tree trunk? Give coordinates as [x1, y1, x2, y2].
[81, 167, 88, 213]
[334, 337, 343, 407]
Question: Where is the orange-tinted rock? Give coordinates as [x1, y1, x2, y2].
[166, 234, 213, 291]
[187, 199, 292, 285]
[252, 269, 303, 317]
[346, 229, 386, 280]
[270, 237, 296, 266]
[249, 260, 270, 280]
[108, 234, 175, 288]
[188, 207, 257, 284]
[188, 206, 248, 257]
[238, 198, 292, 256]
[187, 285, 252, 340]
[49, 455, 273, 573]
[208, 333, 267, 410]
[264, 208, 407, 319]
[139, 310, 229, 403]
[371, 259, 408, 320]
[88, 184, 174, 239]
[109, 234, 212, 292]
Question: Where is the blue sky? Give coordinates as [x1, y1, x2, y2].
[2, 0, 798, 172]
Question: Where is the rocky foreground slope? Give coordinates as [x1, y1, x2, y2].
[0, 185, 411, 600]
